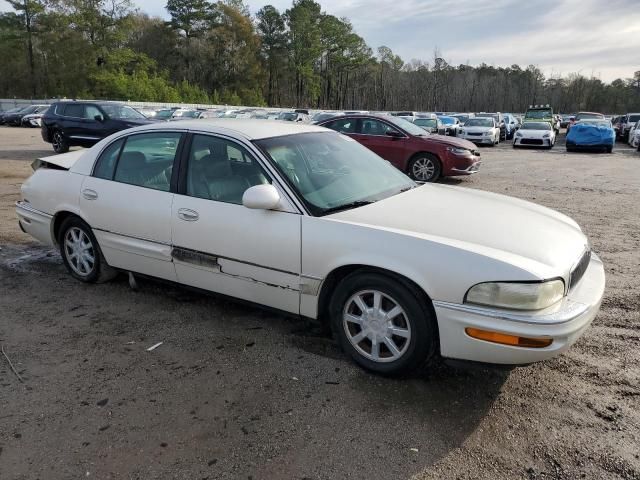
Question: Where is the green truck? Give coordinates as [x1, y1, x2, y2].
[524, 105, 559, 133]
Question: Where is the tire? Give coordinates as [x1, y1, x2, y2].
[52, 130, 69, 154]
[408, 154, 441, 182]
[58, 216, 116, 283]
[606, 146, 613, 153]
[329, 271, 438, 376]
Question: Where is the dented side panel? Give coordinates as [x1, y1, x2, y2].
[171, 195, 303, 315]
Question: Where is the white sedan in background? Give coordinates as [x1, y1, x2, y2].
[513, 121, 556, 149]
[627, 121, 640, 148]
[458, 117, 500, 145]
[16, 120, 604, 376]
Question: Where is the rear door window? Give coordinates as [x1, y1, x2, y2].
[113, 132, 183, 192]
[323, 118, 358, 134]
[63, 104, 85, 118]
[93, 138, 124, 180]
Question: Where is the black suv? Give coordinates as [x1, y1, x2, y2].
[41, 101, 154, 153]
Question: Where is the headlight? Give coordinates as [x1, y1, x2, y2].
[465, 280, 565, 311]
[447, 147, 469, 155]
[460, 130, 465, 135]
[543, 134, 550, 138]
[516, 132, 523, 137]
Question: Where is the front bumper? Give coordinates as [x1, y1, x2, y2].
[450, 161, 481, 175]
[433, 253, 605, 365]
[15, 201, 54, 245]
[514, 137, 553, 147]
[460, 135, 494, 144]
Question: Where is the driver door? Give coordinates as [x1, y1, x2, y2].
[171, 133, 302, 314]
[354, 118, 407, 169]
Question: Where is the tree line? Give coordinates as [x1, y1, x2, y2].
[2, 0, 639, 113]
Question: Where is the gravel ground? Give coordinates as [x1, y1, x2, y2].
[0, 126, 638, 480]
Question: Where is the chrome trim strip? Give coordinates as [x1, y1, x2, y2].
[15, 201, 53, 219]
[68, 135, 101, 140]
[432, 300, 590, 325]
[450, 162, 481, 174]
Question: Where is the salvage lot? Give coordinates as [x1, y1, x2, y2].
[0, 127, 638, 479]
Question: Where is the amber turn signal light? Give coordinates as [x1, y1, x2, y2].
[465, 328, 553, 348]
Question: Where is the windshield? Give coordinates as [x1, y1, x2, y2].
[386, 116, 428, 136]
[578, 120, 611, 128]
[576, 113, 603, 120]
[255, 132, 415, 216]
[521, 122, 551, 130]
[154, 110, 173, 119]
[476, 113, 499, 122]
[313, 112, 340, 122]
[526, 109, 553, 119]
[101, 104, 146, 120]
[628, 114, 640, 122]
[439, 117, 455, 125]
[278, 112, 298, 121]
[453, 115, 469, 122]
[181, 110, 201, 118]
[414, 118, 436, 128]
[465, 118, 493, 127]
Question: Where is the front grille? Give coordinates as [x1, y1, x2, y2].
[467, 132, 482, 136]
[569, 250, 591, 291]
[521, 138, 543, 145]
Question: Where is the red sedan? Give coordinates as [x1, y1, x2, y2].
[318, 114, 481, 182]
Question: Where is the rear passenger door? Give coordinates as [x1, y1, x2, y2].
[79, 131, 184, 281]
[353, 118, 408, 168]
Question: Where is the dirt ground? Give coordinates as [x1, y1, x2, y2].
[0, 126, 638, 480]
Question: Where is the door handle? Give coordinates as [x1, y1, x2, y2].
[177, 208, 199, 222]
[82, 189, 98, 200]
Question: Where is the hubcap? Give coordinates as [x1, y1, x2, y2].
[64, 227, 95, 276]
[343, 290, 411, 363]
[412, 157, 436, 181]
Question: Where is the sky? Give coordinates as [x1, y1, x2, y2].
[2, 0, 639, 82]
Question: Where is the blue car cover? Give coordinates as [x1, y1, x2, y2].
[567, 123, 615, 146]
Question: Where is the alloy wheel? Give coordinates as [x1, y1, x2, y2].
[411, 157, 436, 182]
[342, 289, 411, 363]
[64, 227, 95, 277]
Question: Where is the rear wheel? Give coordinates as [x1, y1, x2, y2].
[52, 130, 69, 154]
[58, 216, 116, 283]
[329, 271, 437, 376]
[408, 154, 441, 182]
[606, 146, 613, 153]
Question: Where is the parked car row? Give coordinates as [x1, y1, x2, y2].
[0, 104, 51, 127]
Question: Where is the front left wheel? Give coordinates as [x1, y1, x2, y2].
[329, 271, 438, 376]
[408, 154, 441, 183]
[58, 216, 116, 283]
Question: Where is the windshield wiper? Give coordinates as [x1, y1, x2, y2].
[322, 200, 375, 215]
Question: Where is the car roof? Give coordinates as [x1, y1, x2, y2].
[135, 118, 328, 140]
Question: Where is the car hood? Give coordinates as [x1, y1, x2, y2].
[327, 185, 588, 278]
[421, 134, 477, 150]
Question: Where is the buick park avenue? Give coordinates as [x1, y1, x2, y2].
[16, 120, 605, 375]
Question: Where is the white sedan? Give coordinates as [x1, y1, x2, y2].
[513, 121, 556, 149]
[16, 120, 605, 375]
[458, 118, 500, 145]
[628, 121, 640, 148]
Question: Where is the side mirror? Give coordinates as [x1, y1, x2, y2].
[94, 115, 104, 122]
[385, 130, 403, 139]
[242, 184, 281, 210]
